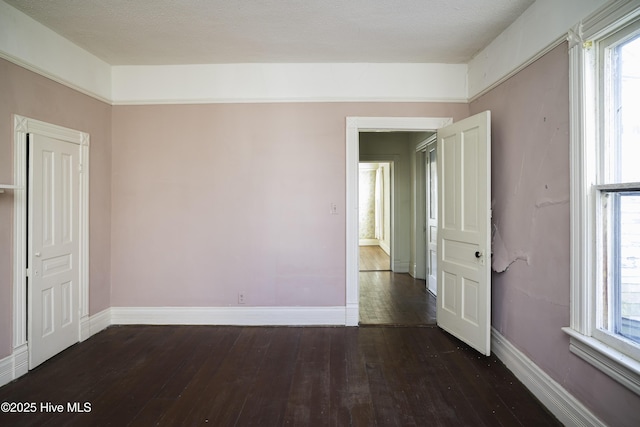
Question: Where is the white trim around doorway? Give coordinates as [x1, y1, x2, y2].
[345, 116, 452, 326]
[10, 115, 90, 382]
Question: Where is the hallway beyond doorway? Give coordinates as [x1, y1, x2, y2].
[359, 271, 436, 326]
[359, 245, 390, 271]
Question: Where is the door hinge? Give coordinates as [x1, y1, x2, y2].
[79, 163, 84, 173]
[26, 268, 30, 278]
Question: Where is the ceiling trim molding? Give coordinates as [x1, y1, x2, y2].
[0, 51, 112, 105]
[0, 1, 112, 103]
[110, 63, 469, 105]
[467, 0, 607, 99]
[111, 97, 469, 106]
[1, 0, 612, 106]
[468, 34, 567, 103]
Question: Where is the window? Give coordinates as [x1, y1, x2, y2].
[565, 1, 640, 395]
[594, 20, 640, 359]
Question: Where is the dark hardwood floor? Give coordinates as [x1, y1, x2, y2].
[358, 244, 435, 325]
[0, 325, 560, 426]
[359, 271, 436, 326]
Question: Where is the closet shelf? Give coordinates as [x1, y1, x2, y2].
[0, 184, 23, 193]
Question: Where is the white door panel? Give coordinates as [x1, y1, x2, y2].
[29, 133, 80, 368]
[437, 111, 491, 356]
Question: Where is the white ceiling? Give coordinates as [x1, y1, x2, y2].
[4, 0, 534, 66]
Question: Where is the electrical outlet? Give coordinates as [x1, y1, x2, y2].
[238, 291, 246, 304]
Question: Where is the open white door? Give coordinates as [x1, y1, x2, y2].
[436, 111, 491, 356]
[29, 133, 80, 368]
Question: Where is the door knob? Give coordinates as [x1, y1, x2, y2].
[475, 251, 481, 258]
[35, 252, 41, 257]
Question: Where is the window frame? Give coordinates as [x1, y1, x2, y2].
[565, 0, 640, 395]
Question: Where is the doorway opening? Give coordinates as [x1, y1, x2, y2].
[358, 161, 391, 272]
[345, 117, 453, 326]
[347, 113, 492, 355]
[353, 124, 447, 326]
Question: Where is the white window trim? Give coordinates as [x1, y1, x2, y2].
[565, 0, 640, 395]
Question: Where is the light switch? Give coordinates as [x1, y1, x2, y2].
[330, 203, 338, 215]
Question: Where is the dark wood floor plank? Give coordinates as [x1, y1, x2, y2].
[417, 328, 501, 426]
[197, 327, 278, 426]
[283, 327, 332, 425]
[125, 326, 236, 426]
[127, 397, 174, 427]
[68, 327, 181, 425]
[0, 325, 561, 427]
[151, 326, 245, 425]
[329, 327, 376, 426]
[379, 327, 439, 426]
[233, 327, 302, 426]
[359, 271, 436, 325]
[402, 326, 493, 426]
[359, 328, 408, 426]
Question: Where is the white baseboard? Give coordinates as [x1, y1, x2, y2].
[345, 303, 359, 326]
[0, 352, 13, 387]
[80, 308, 112, 342]
[491, 328, 605, 427]
[359, 239, 379, 246]
[358, 239, 391, 256]
[393, 261, 410, 273]
[110, 306, 347, 326]
[0, 344, 28, 388]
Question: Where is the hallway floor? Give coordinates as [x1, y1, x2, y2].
[359, 271, 437, 325]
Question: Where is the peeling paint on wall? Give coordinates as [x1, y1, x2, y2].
[491, 224, 530, 273]
[534, 197, 569, 209]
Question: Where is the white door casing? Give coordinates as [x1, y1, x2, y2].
[426, 140, 438, 296]
[346, 117, 453, 326]
[28, 134, 81, 368]
[436, 111, 491, 356]
[12, 115, 89, 374]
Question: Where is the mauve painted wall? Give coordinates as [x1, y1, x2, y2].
[470, 43, 640, 425]
[111, 103, 468, 307]
[0, 59, 112, 358]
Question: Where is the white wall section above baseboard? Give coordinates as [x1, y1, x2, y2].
[111, 63, 468, 105]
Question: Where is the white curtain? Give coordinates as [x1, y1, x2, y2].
[374, 166, 383, 240]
